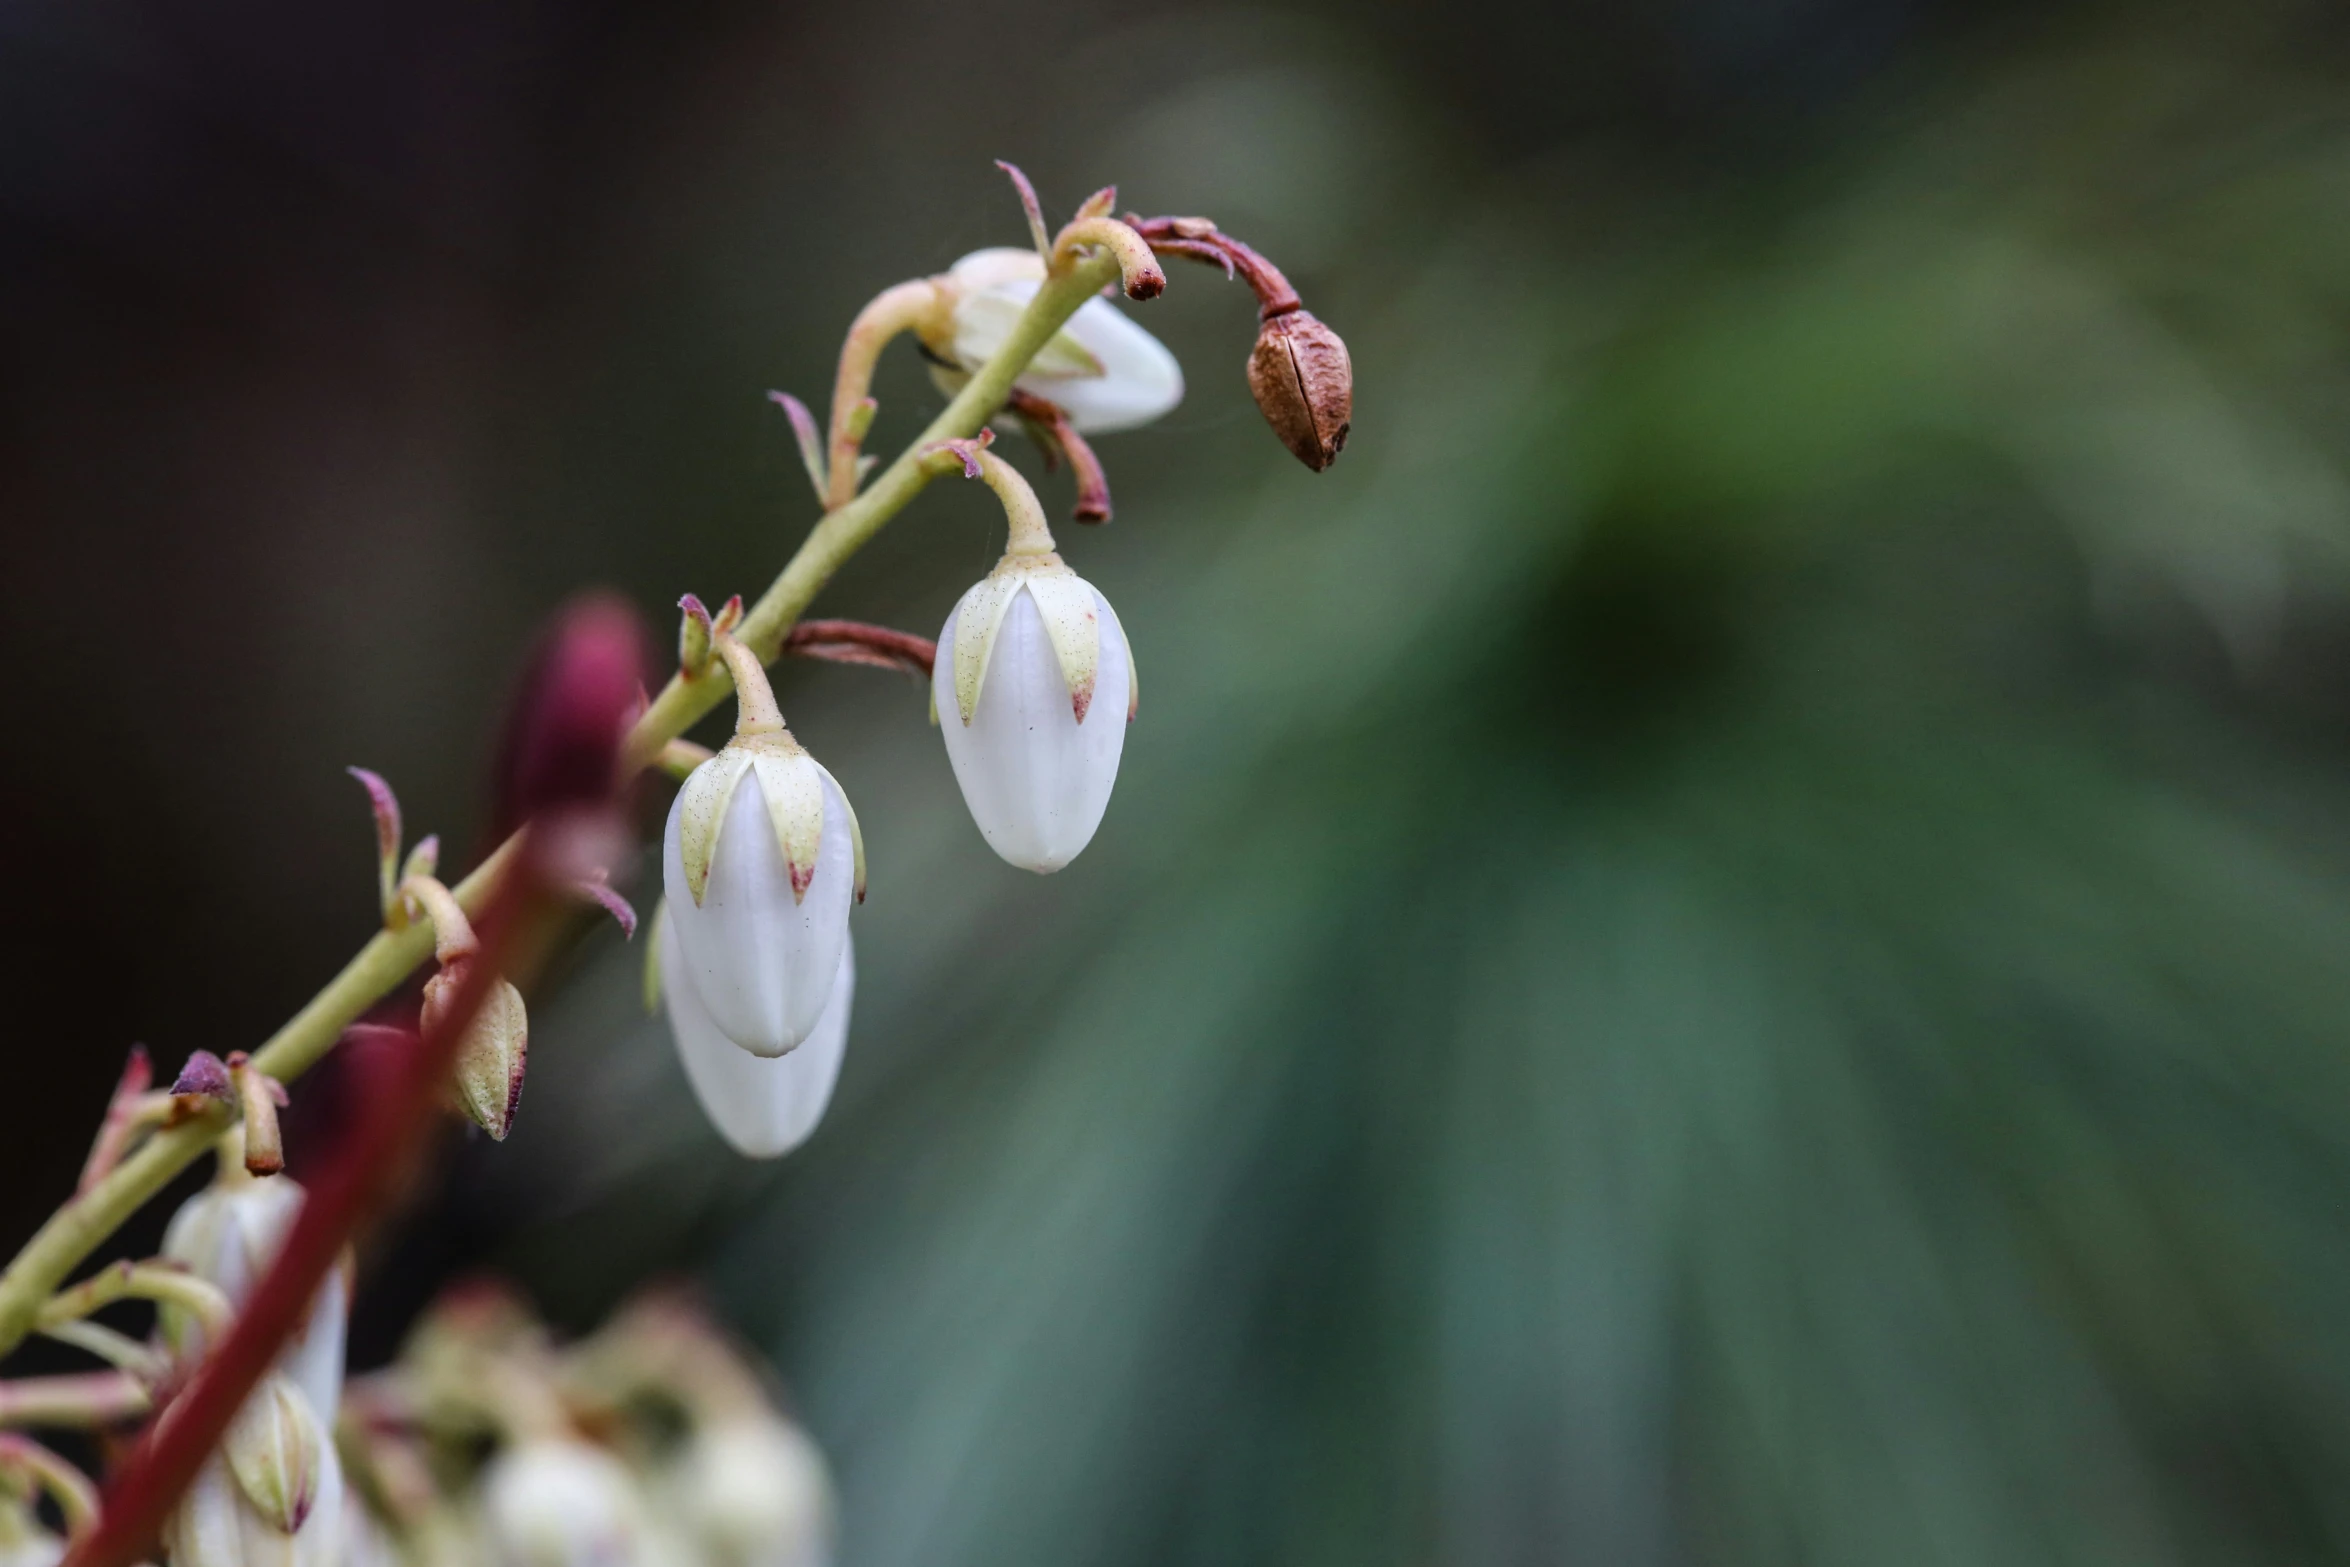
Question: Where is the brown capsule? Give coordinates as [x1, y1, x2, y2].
[1248, 309, 1352, 472]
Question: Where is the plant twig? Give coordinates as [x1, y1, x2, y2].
[35, 1263, 230, 1336]
[784, 620, 937, 678]
[0, 1374, 151, 1430]
[36, 1321, 165, 1382]
[75, 1051, 156, 1196]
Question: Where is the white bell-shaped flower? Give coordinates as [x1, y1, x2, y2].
[480, 1440, 644, 1567]
[161, 1156, 347, 1427]
[935, 556, 1135, 873]
[928, 248, 1183, 433]
[661, 732, 861, 1057]
[664, 1416, 833, 1567]
[660, 913, 852, 1160]
[164, 1393, 344, 1567]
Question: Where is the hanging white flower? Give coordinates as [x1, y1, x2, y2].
[924, 437, 1135, 873]
[160, 1156, 347, 1428]
[925, 248, 1183, 434]
[935, 560, 1133, 872]
[479, 1440, 644, 1567]
[664, 1415, 833, 1567]
[660, 637, 863, 1058]
[658, 909, 852, 1160]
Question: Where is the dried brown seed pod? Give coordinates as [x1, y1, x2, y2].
[1248, 309, 1352, 472]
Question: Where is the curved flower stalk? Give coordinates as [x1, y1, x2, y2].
[654, 909, 851, 1159]
[0, 1437, 90, 1567]
[159, 1141, 348, 1429]
[1127, 216, 1353, 470]
[927, 437, 1135, 872]
[661, 633, 863, 1057]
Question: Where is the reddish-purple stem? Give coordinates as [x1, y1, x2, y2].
[1126, 218, 1302, 320]
[994, 161, 1051, 256]
[345, 768, 401, 873]
[784, 620, 937, 678]
[1006, 390, 1112, 524]
[76, 1049, 153, 1196]
[568, 876, 638, 939]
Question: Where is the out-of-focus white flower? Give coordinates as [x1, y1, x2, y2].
[660, 915, 852, 1159]
[164, 1403, 344, 1567]
[161, 1161, 347, 1426]
[935, 554, 1135, 872]
[479, 1441, 643, 1567]
[0, 1493, 61, 1567]
[661, 738, 861, 1058]
[665, 1417, 832, 1567]
[925, 248, 1183, 434]
[339, 1488, 402, 1567]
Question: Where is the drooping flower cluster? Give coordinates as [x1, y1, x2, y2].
[0, 163, 1351, 1567]
[646, 170, 1354, 1160]
[340, 1283, 831, 1567]
[158, 1136, 352, 1567]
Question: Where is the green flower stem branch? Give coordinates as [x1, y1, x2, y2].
[0, 248, 1124, 1360]
[35, 1262, 231, 1336]
[0, 1373, 151, 1430]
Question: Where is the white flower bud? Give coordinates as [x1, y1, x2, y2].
[161, 1167, 347, 1427]
[927, 249, 1183, 434]
[934, 557, 1134, 872]
[480, 1441, 643, 1567]
[223, 1375, 325, 1534]
[661, 740, 860, 1057]
[425, 964, 530, 1141]
[165, 1421, 343, 1567]
[666, 1418, 832, 1567]
[660, 914, 851, 1159]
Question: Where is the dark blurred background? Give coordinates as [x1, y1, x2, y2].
[16, 0, 2350, 1561]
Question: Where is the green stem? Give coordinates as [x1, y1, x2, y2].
[0, 1435, 100, 1537]
[36, 1263, 231, 1336]
[36, 1321, 165, 1381]
[963, 448, 1057, 557]
[0, 1372, 151, 1430]
[0, 250, 1124, 1361]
